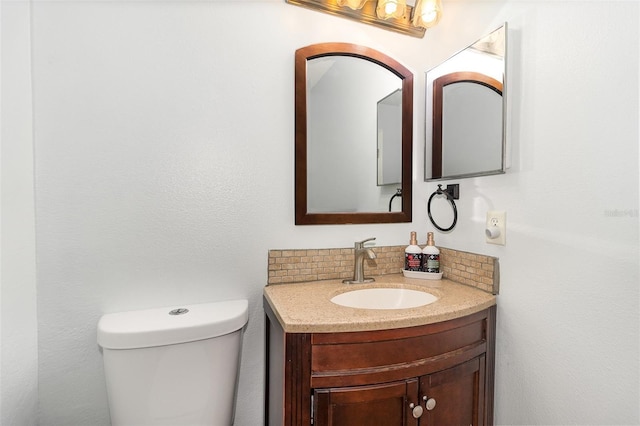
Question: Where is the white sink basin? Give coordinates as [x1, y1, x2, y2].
[330, 287, 438, 310]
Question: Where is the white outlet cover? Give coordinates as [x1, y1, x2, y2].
[486, 210, 506, 245]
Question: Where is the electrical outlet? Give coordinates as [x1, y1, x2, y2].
[486, 211, 506, 245]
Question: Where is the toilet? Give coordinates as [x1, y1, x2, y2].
[97, 299, 248, 426]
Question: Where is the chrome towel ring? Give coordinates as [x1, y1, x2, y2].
[427, 184, 459, 232]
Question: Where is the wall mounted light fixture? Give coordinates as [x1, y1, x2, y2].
[286, 0, 443, 38]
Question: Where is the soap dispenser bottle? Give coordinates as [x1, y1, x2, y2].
[404, 231, 423, 271]
[422, 232, 440, 273]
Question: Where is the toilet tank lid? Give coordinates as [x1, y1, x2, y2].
[97, 299, 249, 349]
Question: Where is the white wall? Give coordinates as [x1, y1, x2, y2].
[0, 0, 39, 424]
[1, 0, 636, 425]
[421, 2, 639, 424]
[30, 2, 429, 425]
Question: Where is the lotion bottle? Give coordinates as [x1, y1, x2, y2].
[422, 232, 440, 273]
[404, 231, 423, 271]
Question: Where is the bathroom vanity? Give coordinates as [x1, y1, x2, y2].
[263, 275, 496, 426]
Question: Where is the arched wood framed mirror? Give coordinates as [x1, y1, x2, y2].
[294, 43, 413, 225]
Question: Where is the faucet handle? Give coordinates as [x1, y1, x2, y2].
[355, 237, 376, 248]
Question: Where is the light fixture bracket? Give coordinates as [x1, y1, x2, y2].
[286, 0, 426, 38]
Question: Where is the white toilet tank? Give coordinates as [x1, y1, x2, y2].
[97, 299, 248, 426]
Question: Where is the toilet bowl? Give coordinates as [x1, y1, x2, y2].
[97, 299, 248, 426]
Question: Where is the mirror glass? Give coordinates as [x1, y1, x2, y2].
[295, 43, 413, 225]
[377, 89, 402, 186]
[425, 24, 507, 181]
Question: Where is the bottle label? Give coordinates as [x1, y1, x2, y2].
[424, 254, 440, 273]
[405, 253, 423, 271]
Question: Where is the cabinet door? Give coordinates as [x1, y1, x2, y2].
[419, 356, 485, 426]
[314, 379, 421, 426]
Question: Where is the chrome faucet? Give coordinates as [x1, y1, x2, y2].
[343, 237, 377, 284]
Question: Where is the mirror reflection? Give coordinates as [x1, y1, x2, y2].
[295, 43, 413, 225]
[307, 56, 401, 213]
[425, 24, 507, 181]
[377, 89, 402, 186]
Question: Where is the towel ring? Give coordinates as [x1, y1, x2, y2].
[427, 184, 459, 232]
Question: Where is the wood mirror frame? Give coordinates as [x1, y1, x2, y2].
[294, 43, 413, 225]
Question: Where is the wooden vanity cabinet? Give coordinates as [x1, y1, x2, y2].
[264, 301, 496, 426]
[314, 379, 420, 426]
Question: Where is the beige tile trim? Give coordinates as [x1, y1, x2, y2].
[439, 247, 498, 294]
[268, 245, 499, 294]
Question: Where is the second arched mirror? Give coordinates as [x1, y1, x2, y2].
[295, 43, 413, 225]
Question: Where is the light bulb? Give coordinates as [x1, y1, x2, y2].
[412, 0, 442, 28]
[385, 2, 397, 14]
[421, 9, 437, 24]
[336, 0, 368, 10]
[376, 0, 406, 20]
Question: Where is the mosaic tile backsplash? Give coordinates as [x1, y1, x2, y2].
[268, 245, 499, 294]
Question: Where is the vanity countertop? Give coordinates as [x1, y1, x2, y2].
[263, 274, 496, 333]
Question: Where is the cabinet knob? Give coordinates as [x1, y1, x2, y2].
[424, 397, 437, 411]
[409, 403, 424, 419]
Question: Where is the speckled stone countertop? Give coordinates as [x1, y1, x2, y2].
[263, 273, 496, 333]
